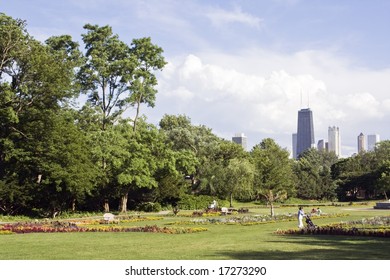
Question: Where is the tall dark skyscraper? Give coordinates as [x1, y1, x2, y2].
[296, 108, 315, 157]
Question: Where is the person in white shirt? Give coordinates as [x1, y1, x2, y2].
[298, 207, 305, 228]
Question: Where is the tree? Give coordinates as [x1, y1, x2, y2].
[294, 149, 339, 200]
[223, 158, 254, 207]
[78, 24, 135, 130]
[159, 114, 221, 192]
[332, 152, 378, 201]
[373, 141, 390, 199]
[78, 24, 166, 212]
[0, 14, 83, 215]
[32, 109, 98, 216]
[129, 37, 166, 132]
[114, 120, 160, 213]
[251, 138, 295, 217]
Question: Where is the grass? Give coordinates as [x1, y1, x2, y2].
[0, 202, 389, 260]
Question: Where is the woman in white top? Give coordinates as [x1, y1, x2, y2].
[298, 207, 305, 229]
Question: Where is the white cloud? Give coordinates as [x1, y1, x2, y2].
[152, 49, 390, 156]
[205, 6, 263, 29]
[343, 92, 382, 118]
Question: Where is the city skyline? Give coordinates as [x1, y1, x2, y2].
[2, 1, 390, 157]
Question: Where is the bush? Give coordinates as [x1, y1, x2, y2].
[136, 202, 162, 213]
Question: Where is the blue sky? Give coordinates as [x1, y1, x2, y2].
[2, 0, 390, 156]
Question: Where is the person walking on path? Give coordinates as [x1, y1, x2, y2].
[298, 207, 305, 229]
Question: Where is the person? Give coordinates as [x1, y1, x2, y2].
[208, 200, 217, 209]
[298, 207, 305, 229]
[316, 207, 322, 215]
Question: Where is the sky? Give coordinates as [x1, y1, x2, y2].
[2, 0, 390, 157]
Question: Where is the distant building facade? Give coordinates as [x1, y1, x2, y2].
[296, 108, 315, 157]
[367, 134, 380, 151]
[328, 126, 341, 157]
[292, 133, 297, 159]
[357, 132, 365, 153]
[317, 139, 326, 152]
[232, 133, 247, 150]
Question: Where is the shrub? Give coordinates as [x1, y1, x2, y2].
[136, 202, 162, 212]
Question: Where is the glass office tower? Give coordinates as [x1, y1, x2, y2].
[296, 108, 315, 157]
[232, 133, 247, 150]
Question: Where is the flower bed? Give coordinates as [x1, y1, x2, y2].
[62, 216, 164, 225]
[275, 216, 390, 238]
[0, 222, 207, 234]
[166, 213, 349, 226]
[275, 226, 390, 238]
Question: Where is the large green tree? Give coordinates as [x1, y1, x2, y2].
[223, 158, 255, 207]
[31, 109, 98, 216]
[77, 24, 165, 212]
[332, 152, 378, 201]
[0, 14, 86, 215]
[251, 138, 295, 216]
[373, 141, 390, 199]
[294, 148, 339, 200]
[129, 37, 166, 132]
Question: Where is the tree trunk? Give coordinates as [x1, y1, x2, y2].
[120, 193, 128, 213]
[71, 198, 76, 212]
[103, 199, 110, 213]
[270, 202, 275, 217]
[230, 192, 233, 208]
[133, 99, 141, 132]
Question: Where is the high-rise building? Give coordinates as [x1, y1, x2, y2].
[292, 133, 297, 159]
[296, 108, 315, 157]
[317, 139, 326, 152]
[367, 134, 380, 151]
[232, 133, 247, 150]
[357, 133, 365, 153]
[328, 126, 341, 157]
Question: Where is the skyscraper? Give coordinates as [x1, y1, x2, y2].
[367, 134, 380, 151]
[328, 126, 341, 157]
[296, 108, 315, 157]
[317, 139, 326, 152]
[292, 133, 297, 159]
[232, 133, 247, 150]
[357, 133, 365, 153]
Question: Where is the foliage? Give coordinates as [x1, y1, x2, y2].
[136, 202, 162, 213]
[0, 13, 90, 216]
[294, 148, 339, 200]
[222, 158, 255, 207]
[251, 138, 295, 216]
[332, 142, 390, 201]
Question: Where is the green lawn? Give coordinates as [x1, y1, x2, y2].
[1, 204, 389, 260]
